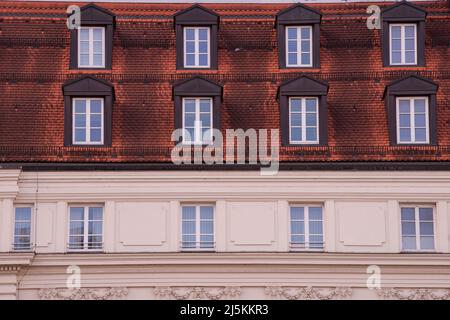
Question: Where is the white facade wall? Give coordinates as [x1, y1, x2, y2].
[0, 169, 450, 299]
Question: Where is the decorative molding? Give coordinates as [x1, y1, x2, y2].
[153, 286, 241, 300]
[38, 287, 128, 300]
[264, 286, 352, 300]
[377, 288, 450, 300]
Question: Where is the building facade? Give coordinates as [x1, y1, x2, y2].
[0, 0, 450, 300]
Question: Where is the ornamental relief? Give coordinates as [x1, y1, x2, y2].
[38, 287, 128, 300]
[377, 288, 450, 300]
[153, 286, 242, 300]
[264, 286, 353, 300]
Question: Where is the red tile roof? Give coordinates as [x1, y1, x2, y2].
[0, 1, 449, 164]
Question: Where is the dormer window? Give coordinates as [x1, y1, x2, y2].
[174, 4, 219, 70]
[69, 3, 115, 70]
[276, 3, 321, 69]
[381, 1, 426, 67]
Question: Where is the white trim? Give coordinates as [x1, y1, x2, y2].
[78, 27, 105, 68]
[288, 97, 319, 144]
[395, 97, 429, 144]
[285, 26, 313, 68]
[12, 205, 34, 252]
[400, 204, 436, 252]
[72, 98, 105, 145]
[183, 27, 210, 68]
[67, 205, 104, 252]
[182, 97, 213, 145]
[389, 23, 417, 66]
[180, 204, 215, 251]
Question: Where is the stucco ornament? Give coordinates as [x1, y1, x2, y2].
[377, 288, 450, 300]
[264, 286, 352, 300]
[38, 287, 128, 300]
[153, 286, 241, 300]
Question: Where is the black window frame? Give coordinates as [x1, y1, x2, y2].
[174, 4, 219, 70]
[383, 75, 438, 146]
[277, 76, 329, 146]
[381, 0, 427, 67]
[69, 3, 115, 70]
[62, 76, 115, 147]
[275, 3, 321, 69]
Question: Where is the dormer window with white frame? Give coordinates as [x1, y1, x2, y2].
[389, 23, 417, 66]
[78, 27, 105, 68]
[184, 27, 210, 68]
[286, 26, 312, 67]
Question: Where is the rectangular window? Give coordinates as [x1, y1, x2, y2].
[401, 205, 435, 251]
[68, 206, 103, 251]
[289, 97, 319, 144]
[184, 27, 210, 68]
[13, 206, 32, 251]
[73, 98, 104, 145]
[286, 26, 312, 67]
[181, 205, 214, 250]
[78, 27, 105, 68]
[182, 97, 213, 144]
[396, 97, 429, 144]
[390, 24, 417, 65]
[290, 205, 324, 250]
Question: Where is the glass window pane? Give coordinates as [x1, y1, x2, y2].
[399, 128, 411, 142]
[420, 222, 434, 236]
[200, 113, 211, 127]
[301, 40, 310, 52]
[93, 41, 103, 53]
[70, 207, 84, 220]
[182, 221, 196, 234]
[290, 207, 304, 220]
[405, 25, 415, 38]
[401, 207, 415, 220]
[89, 207, 103, 220]
[290, 113, 301, 127]
[414, 99, 426, 113]
[198, 28, 208, 41]
[69, 236, 84, 249]
[15, 207, 31, 221]
[80, 41, 89, 53]
[419, 208, 433, 221]
[391, 26, 401, 38]
[288, 40, 297, 52]
[75, 114, 86, 128]
[75, 129, 86, 142]
[405, 39, 415, 51]
[80, 54, 89, 66]
[15, 223, 31, 236]
[93, 54, 103, 66]
[399, 114, 410, 127]
[290, 99, 301, 112]
[80, 28, 89, 40]
[305, 99, 317, 111]
[199, 42, 208, 53]
[185, 54, 195, 66]
[391, 39, 401, 51]
[391, 51, 401, 64]
[300, 27, 310, 39]
[90, 129, 102, 142]
[88, 235, 102, 248]
[185, 28, 195, 40]
[200, 221, 213, 234]
[200, 99, 211, 113]
[306, 127, 317, 141]
[309, 207, 322, 220]
[184, 99, 195, 113]
[309, 235, 323, 248]
[200, 206, 214, 220]
[90, 114, 102, 128]
[199, 54, 208, 66]
[89, 221, 103, 235]
[287, 27, 297, 40]
[93, 28, 103, 41]
[405, 51, 415, 64]
[420, 237, 434, 250]
[399, 100, 410, 113]
[291, 235, 305, 244]
[301, 53, 310, 65]
[414, 114, 425, 128]
[306, 113, 317, 126]
[74, 99, 86, 113]
[309, 221, 323, 235]
[402, 236, 416, 250]
[414, 128, 426, 142]
[184, 113, 195, 127]
[402, 222, 416, 235]
[182, 206, 196, 220]
[291, 127, 301, 142]
[291, 221, 304, 234]
[186, 41, 195, 53]
[70, 221, 84, 235]
[288, 53, 297, 65]
[184, 128, 195, 142]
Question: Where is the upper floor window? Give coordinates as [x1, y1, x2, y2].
[278, 76, 328, 146]
[63, 76, 115, 147]
[381, 1, 427, 67]
[73, 98, 104, 145]
[174, 4, 219, 70]
[401, 205, 435, 251]
[184, 27, 210, 68]
[13, 206, 33, 251]
[68, 205, 104, 251]
[69, 3, 115, 70]
[290, 205, 324, 250]
[289, 97, 319, 144]
[181, 205, 214, 250]
[390, 24, 416, 65]
[396, 97, 428, 144]
[183, 97, 212, 144]
[286, 26, 312, 67]
[276, 3, 321, 69]
[78, 27, 105, 68]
